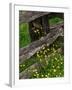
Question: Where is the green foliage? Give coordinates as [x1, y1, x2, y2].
[19, 23, 31, 48]
[30, 38, 64, 78]
[31, 53, 64, 78]
[49, 17, 63, 25]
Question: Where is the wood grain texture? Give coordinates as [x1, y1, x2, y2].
[19, 22, 64, 64]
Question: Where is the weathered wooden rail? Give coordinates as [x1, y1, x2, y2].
[19, 63, 39, 79]
[19, 11, 64, 23]
[19, 22, 64, 64]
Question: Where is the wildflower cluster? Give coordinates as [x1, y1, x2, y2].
[19, 37, 64, 78]
[32, 23, 46, 39]
[30, 39, 64, 78]
[36, 44, 50, 67]
[31, 49, 64, 78]
[19, 64, 25, 72]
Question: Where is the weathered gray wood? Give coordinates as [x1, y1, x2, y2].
[19, 22, 64, 64]
[19, 11, 64, 23]
[41, 15, 50, 34]
[50, 21, 64, 29]
[19, 63, 39, 79]
[19, 11, 50, 23]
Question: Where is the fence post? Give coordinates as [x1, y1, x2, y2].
[41, 15, 50, 34]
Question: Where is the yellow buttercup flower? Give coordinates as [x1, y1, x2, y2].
[41, 75, 44, 77]
[23, 64, 25, 67]
[45, 54, 48, 57]
[45, 75, 48, 77]
[37, 74, 39, 76]
[35, 71, 38, 74]
[37, 53, 40, 57]
[52, 66, 54, 68]
[57, 66, 60, 69]
[34, 74, 36, 76]
[20, 65, 23, 67]
[55, 57, 57, 60]
[33, 69, 37, 72]
[52, 53, 55, 56]
[37, 51, 39, 54]
[34, 30, 37, 33]
[53, 69, 56, 72]
[43, 47, 45, 50]
[47, 48, 50, 51]
[44, 50, 47, 53]
[61, 62, 63, 64]
[37, 29, 39, 32]
[48, 73, 50, 76]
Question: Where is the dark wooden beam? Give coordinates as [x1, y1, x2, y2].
[29, 21, 35, 42]
[41, 15, 50, 34]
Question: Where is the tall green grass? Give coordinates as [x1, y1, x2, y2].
[19, 23, 31, 48]
[49, 17, 63, 25]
